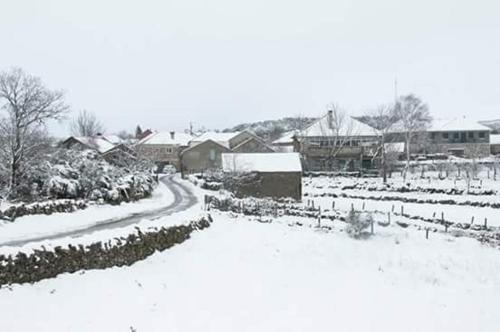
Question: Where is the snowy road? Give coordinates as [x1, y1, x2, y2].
[0, 175, 198, 247]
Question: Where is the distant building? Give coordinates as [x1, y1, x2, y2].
[490, 134, 500, 155]
[135, 131, 193, 171]
[417, 118, 491, 158]
[180, 130, 275, 175]
[294, 111, 380, 171]
[60, 135, 135, 165]
[180, 139, 231, 174]
[221, 152, 302, 200]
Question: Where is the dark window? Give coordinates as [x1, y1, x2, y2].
[453, 133, 459, 139]
[430, 133, 435, 140]
[468, 132, 474, 138]
[479, 132, 486, 138]
[443, 133, 449, 139]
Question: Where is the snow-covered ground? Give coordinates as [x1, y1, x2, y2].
[1, 214, 499, 332]
[304, 172, 500, 227]
[0, 180, 174, 247]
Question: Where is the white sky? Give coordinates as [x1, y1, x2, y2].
[1, 0, 499, 136]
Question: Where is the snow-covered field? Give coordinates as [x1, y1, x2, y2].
[1, 172, 500, 331]
[1, 213, 499, 332]
[304, 172, 500, 228]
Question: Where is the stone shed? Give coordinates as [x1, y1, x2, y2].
[221, 153, 303, 201]
[181, 139, 231, 175]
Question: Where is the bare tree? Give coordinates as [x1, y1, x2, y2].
[70, 109, 104, 137]
[395, 94, 432, 181]
[0, 68, 68, 198]
[360, 104, 400, 183]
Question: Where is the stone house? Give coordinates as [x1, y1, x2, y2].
[221, 152, 302, 200]
[180, 139, 231, 174]
[135, 131, 193, 171]
[294, 111, 380, 171]
[413, 118, 491, 158]
[60, 135, 135, 165]
[181, 130, 275, 175]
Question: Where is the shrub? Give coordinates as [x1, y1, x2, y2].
[345, 210, 373, 239]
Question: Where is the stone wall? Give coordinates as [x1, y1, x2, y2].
[0, 217, 211, 286]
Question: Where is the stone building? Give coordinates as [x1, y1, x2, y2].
[180, 140, 231, 174]
[135, 131, 193, 171]
[414, 118, 491, 158]
[221, 153, 302, 200]
[293, 111, 380, 171]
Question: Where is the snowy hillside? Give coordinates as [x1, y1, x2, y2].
[224, 116, 316, 141]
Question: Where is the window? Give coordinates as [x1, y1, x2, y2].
[430, 132, 435, 140]
[443, 133, 449, 139]
[479, 132, 486, 139]
[468, 132, 474, 139]
[165, 147, 173, 154]
[209, 149, 216, 161]
[453, 133, 459, 139]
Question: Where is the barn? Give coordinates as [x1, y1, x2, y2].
[221, 153, 302, 201]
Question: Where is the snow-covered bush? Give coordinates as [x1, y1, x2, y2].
[345, 210, 374, 239]
[9, 149, 156, 204]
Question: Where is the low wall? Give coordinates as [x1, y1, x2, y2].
[0, 216, 211, 286]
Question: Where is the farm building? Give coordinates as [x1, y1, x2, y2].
[180, 139, 231, 175]
[221, 152, 302, 200]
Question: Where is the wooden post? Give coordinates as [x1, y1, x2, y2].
[388, 212, 391, 224]
[441, 212, 444, 223]
[312, 200, 315, 209]
[370, 219, 374, 235]
[362, 202, 366, 210]
[391, 204, 395, 213]
[332, 201, 335, 209]
[426, 228, 430, 239]
[351, 202, 354, 211]
[471, 216, 475, 225]
[445, 223, 448, 233]
[401, 205, 404, 215]
[432, 212, 436, 218]
[484, 218, 488, 229]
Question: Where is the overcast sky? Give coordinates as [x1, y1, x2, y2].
[1, 0, 499, 136]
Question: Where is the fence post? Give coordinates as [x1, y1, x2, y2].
[426, 228, 430, 239]
[370, 219, 374, 235]
[484, 218, 488, 229]
[388, 212, 391, 224]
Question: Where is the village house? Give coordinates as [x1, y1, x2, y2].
[60, 135, 136, 165]
[293, 111, 380, 171]
[415, 118, 491, 158]
[135, 131, 193, 171]
[181, 130, 274, 175]
[180, 139, 231, 174]
[221, 152, 303, 200]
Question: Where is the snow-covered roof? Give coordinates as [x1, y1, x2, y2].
[222, 153, 302, 173]
[490, 134, 500, 145]
[73, 137, 116, 154]
[384, 142, 405, 153]
[191, 132, 240, 148]
[272, 130, 298, 145]
[428, 118, 491, 132]
[102, 135, 122, 144]
[138, 131, 193, 146]
[299, 113, 377, 138]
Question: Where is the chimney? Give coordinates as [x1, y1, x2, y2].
[170, 131, 175, 140]
[327, 110, 333, 129]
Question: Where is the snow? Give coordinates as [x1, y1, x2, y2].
[73, 136, 116, 153]
[1, 214, 499, 331]
[490, 134, 500, 144]
[272, 130, 297, 144]
[190, 131, 240, 148]
[0, 178, 174, 249]
[300, 113, 377, 137]
[428, 117, 491, 132]
[137, 131, 193, 146]
[222, 152, 302, 173]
